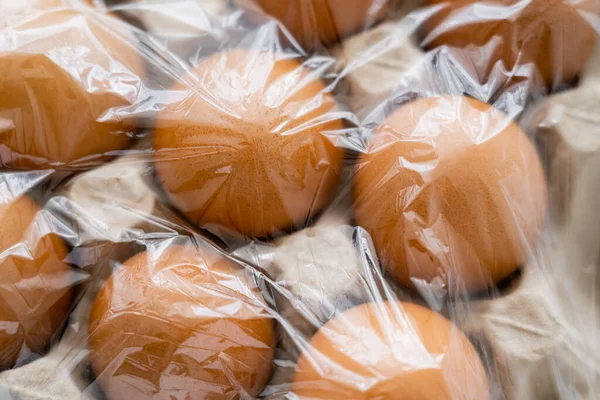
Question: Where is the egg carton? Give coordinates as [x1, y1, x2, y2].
[333, 19, 600, 399]
[1, 1, 599, 400]
[2, 139, 597, 400]
[0, 152, 402, 400]
[335, 14, 600, 396]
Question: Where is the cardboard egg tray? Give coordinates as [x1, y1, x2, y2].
[0, 1, 599, 399]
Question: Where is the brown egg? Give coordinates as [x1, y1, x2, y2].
[292, 301, 490, 399]
[154, 49, 344, 238]
[421, 0, 599, 88]
[0, 195, 72, 370]
[88, 245, 275, 400]
[238, 0, 390, 50]
[353, 96, 547, 293]
[0, 8, 142, 169]
[0, 0, 93, 16]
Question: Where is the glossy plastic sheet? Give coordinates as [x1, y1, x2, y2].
[0, 0, 598, 399]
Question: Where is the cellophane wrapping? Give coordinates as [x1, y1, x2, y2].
[0, 0, 598, 399]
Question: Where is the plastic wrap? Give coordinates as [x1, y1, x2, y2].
[0, 0, 598, 399]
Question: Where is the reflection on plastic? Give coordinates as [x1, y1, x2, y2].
[292, 301, 490, 399]
[154, 49, 345, 239]
[88, 243, 275, 399]
[0, 0, 596, 399]
[354, 95, 547, 294]
[421, 0, 599, 88]
[0, 7, 142, 169]
[238, 0, 391, 50]
[0, 195, 72, 370]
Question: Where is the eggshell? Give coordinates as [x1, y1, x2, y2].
[0, 8, 143, 169]
[353, 95, 547, 293]
[238, 0, 391, 50]
[0, 0, 93, 21]
[0, 195, 72, 370]
[88, 244, 275, 400]
[421, 0, 599, 88]
[153, 49, 344, 239]
[292, 301, 490, 399]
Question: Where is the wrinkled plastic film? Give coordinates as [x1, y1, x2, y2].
[0, 0, 598, 399]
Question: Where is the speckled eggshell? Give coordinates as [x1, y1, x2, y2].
[0, 196, 72, 370]
[0, 8, 143, 169]
[421, 0, 599, 88]
[292, 301, 490, 399]
[153, 49, 344, 239]
[353, 95, 547, 293]
[88, 245, 275, 400]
